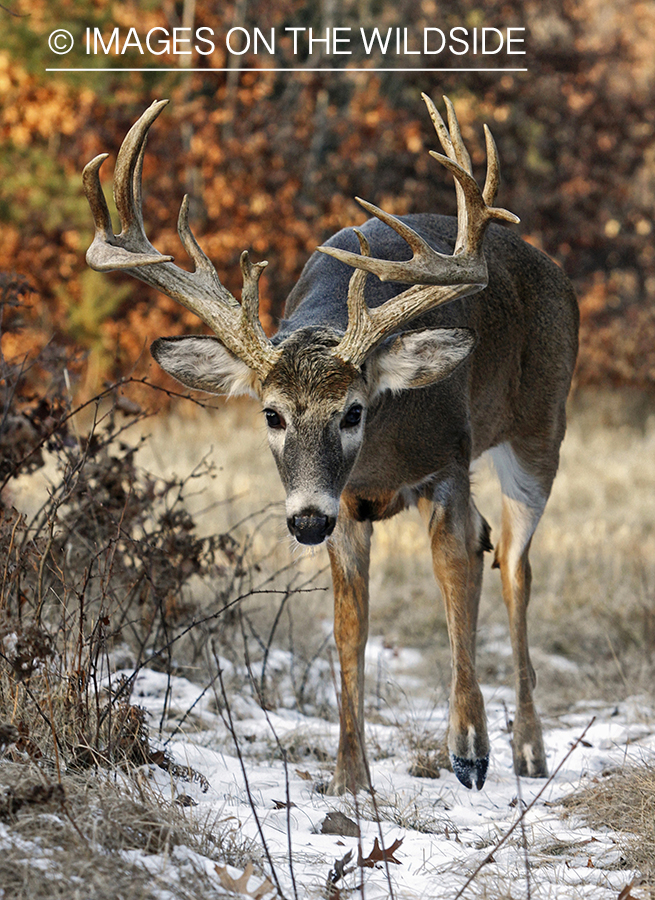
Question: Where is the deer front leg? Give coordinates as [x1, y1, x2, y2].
[419, 482, 491, 790]
[325, 513, 373, 795]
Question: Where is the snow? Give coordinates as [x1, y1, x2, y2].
[118, 649, 655, 900]
[1, 642, 650, 898]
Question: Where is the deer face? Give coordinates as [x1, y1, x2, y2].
[259, 331, 367, 545]
[152, 323, 475, 546]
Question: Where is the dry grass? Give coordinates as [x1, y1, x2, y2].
[0, 762, 254, 900]
[0, 395, 327, 898]
[562, 763, 655, 883]
[3, 386, 655, 897]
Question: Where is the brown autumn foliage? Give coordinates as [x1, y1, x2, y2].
[0, 0, 654, 397]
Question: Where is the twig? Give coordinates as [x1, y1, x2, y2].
[0, 3, 30, 16]
[500, 700, 532, 898]
[163, 672, 220, 748]
[0, 510, 22, 611]
[42, 665, 61, 783]
[0, 656, 67, 762]
[211, 641, 289, 900]
[238, 637, 299, 900]
[97, 585, 326, 729]
[516, 766, 531, 899]
[0, 374, 224, 495]
[454, 716, 596, 900]
[260, 590, 292, 702]
[35, 522, 55, 625]
[349, 687, 395, 900]
[326, 646, 395, 900]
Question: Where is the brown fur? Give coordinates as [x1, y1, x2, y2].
[86, 100, 579, 796]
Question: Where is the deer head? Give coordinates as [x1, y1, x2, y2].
[83, 96, 517, 544]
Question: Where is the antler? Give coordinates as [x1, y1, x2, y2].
[82, 100, 279, 376]
[319, 94, 519, 367]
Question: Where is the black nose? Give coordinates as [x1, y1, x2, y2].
[287, 512, 336, 545]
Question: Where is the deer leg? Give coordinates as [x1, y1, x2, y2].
[491, 441, 550, 778]
[325, 512, 373, 795]
[418, 480, 492, 790]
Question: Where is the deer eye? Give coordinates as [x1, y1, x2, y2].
[341, 404, 363, 429]
[264, 409, 285, 430]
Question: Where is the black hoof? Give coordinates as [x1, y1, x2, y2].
[451, 753, 489, 790]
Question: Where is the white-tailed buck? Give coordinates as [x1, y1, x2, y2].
[83, 95, 578, 794]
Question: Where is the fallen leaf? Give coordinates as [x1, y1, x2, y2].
[358, 836, 404, 867]
[327, 849, 355, 891]
[215, 862, 276, 898]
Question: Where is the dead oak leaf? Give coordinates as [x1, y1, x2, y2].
[358, 836, 404, 868]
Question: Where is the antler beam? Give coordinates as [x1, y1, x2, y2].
[318, 94, 519, 367]
[82, 100, 279, 376]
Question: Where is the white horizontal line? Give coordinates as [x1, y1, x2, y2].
[46, 66, 528, 72]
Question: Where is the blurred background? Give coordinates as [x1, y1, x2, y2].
[1, 0, 654, 401]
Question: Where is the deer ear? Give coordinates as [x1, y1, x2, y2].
[367, 327, 476, 397]
[151, 336, 260, 397]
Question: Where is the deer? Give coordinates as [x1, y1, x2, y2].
[82, 94, 579, 795]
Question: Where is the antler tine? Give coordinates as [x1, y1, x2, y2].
[112, 100, 171, 258]
[335, 229, 474, 367]
[239, 251, 274, 351]
[442, 95, 473, 176]
[327, 94, 520, 366]
[83, 150, 169, 270]
[83, 154, 112, 239]
[482, 125, 500, 208]
[131, 114, 148, 232]
[440, 96, 472, 251]
[176, 194, 239, 308]
[319, 184, 486, 286]
[336, 230, 373, 364]
[318, 95, 517, 285]
[83, 101, 280, 377]
[322, 196, 479, 285]
[84, 100, 175, 271]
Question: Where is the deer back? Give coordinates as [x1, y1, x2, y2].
[277, 213, 579, 514]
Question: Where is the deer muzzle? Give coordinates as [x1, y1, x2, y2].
[287, 511, 337, 545]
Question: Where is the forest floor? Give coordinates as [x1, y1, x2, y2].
[1, 388, 654, 899]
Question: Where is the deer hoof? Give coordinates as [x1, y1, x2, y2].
[451, 753, 489, 790]
[512, 741, 548, 779]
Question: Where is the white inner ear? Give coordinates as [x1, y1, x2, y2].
[367, 327, 476, 396]
[151, 336, 259, 397]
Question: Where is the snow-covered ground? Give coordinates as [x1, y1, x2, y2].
[5, 399, 653, 898]
[123, 637, 654, 900]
